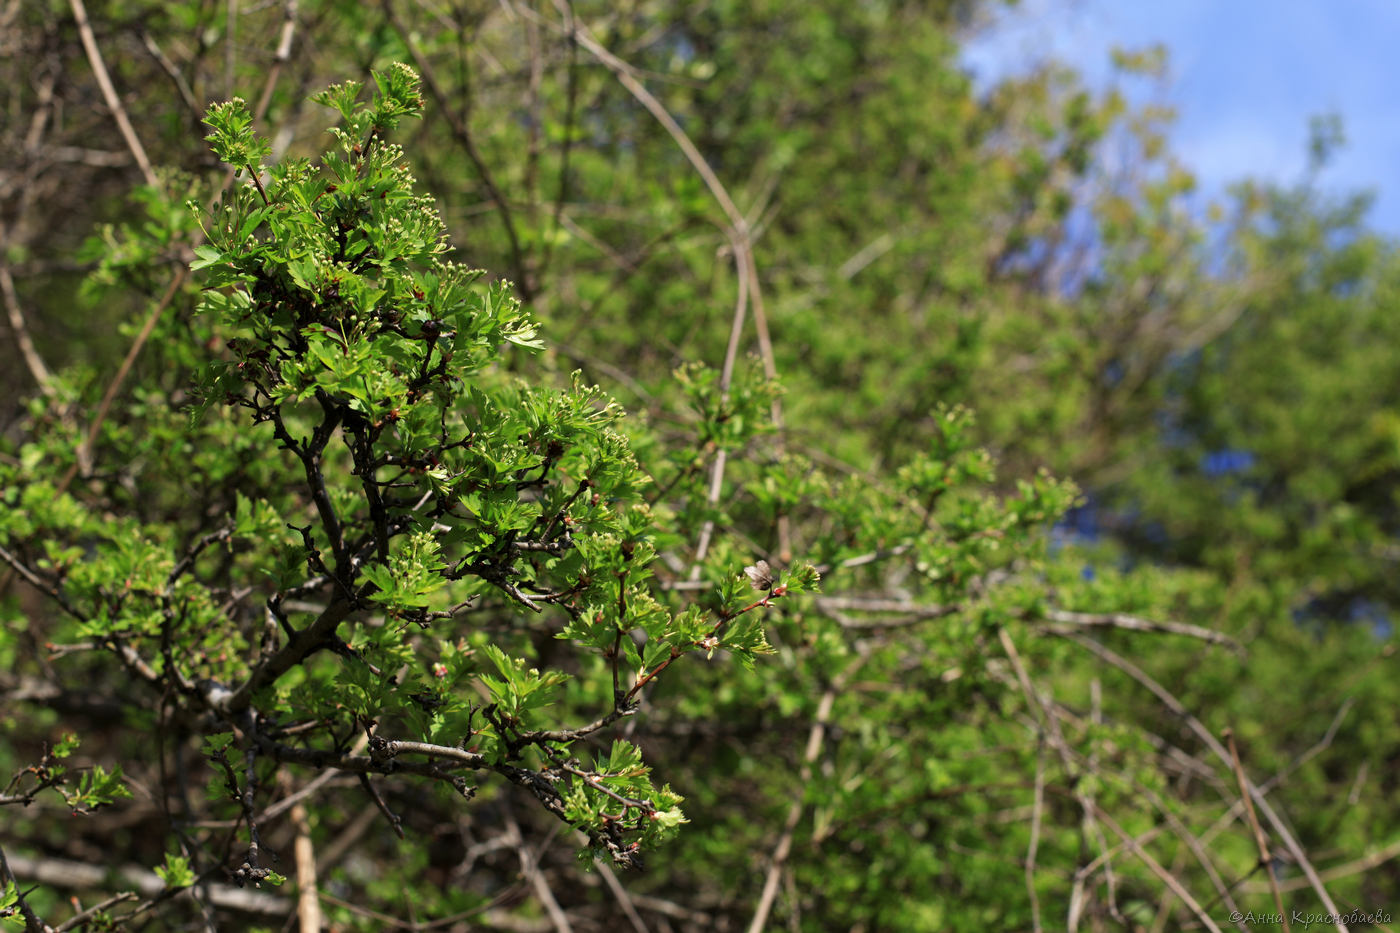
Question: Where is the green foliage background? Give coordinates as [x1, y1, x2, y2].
[0, 1, 1396, 930]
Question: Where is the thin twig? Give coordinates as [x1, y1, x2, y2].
[72, 267, 187, 480]
[1225, 729, 1289, 932]
[592, 859, 649, 933]
[689, 231, 749, 577]
[53, 892, 138, 931]
[1041, 608, 1244, 655]
[140, 30, 201, 119]
[1257, 697, 1354, 796]
[1066, 633, 1349, 931]
[1026, 732, 1046, 933]
[356, 772, 404, 840]
[70, 4, 298, 489]
[540, 0, 578, 279]
[1239, 835, 1400, 893]
[385, 1, 532, 300]
[746, 685, 835, 933]
[252, 0, 299, 125]
[0, 543, 85, 621]
[746, 653, 865, 933]
[740, 244, 790, 561]
[1034, 697, 1246, 927]
[997, 627, 1121, 925]
[1090, 806, 1224, 933]
[504, 808, 572, 933]
[523, 5, 789, 572]
[68, 0, 158, 188]
[0, 259, 54, 396]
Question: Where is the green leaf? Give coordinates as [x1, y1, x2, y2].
[190, 244, 224, 270]
[154, 853, 196, 889]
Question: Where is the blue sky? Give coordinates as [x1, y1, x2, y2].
[960, 0, 1400, 233]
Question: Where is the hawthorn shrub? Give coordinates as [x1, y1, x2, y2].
[0, 66, 1084, 928]
[5, 45, 1387, 930]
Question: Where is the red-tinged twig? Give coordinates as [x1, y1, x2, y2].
[623, 588, 786, 704]
[1225, 729, 1290, 932]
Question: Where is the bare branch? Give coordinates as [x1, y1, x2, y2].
[592, 858, 649, 933]
[1089, 806, 1224, 933]
[68, 0, 158, 188]
[0, 260, 54, 396]
[290, 798, 321, 932]
[516, 3, 791, 571]
[689, 232, 749, 577]
[72, 267, 187, 485]
[385, 0, 532, 300]
[1026, 733, 1047, 933]
[53, 892, 138, 932]
[1066, 633, 1350, 931]
[1240, 834, 1400, 893]
[1041, 607, 1244, 654]
[71, 3, 299, 490]
[998, 627, 1123, 928]
[140, 29, 201, 119]
[252, 0, 299, 124]
[7, 852, 288, 918]
[1225, 729, 1290, 932]
[747, 652, 866, 933]
[504, 809, 572, 933]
